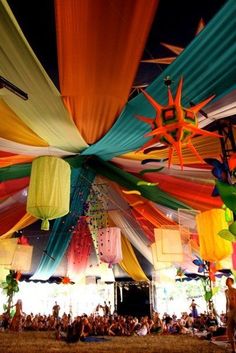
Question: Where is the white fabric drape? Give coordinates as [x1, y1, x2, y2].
[0, 137, 77, 157]
[109, 210, 153, 264]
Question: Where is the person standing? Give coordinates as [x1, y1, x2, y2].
[52, 301, 60, 320]
[10, 299, 23, 331]
[189, 299, 199, 319]
[225, 277, 236, 353]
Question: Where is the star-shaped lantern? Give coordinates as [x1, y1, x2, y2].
[137, 78, 221, 169]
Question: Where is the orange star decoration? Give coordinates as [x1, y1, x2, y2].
[61, 276, 72, 284]
[137, 78, 221, 169]
[142, 19, 205, 65]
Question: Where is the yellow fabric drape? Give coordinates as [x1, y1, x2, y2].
[0, 99, 48, 146]
[0, 0, 87, 152]
[55, 0, 159, 144]
[27, 157, 71, 230]
[196, 208, 233, 262]
[122, 135, 221, 164]
[120, 234, 148, 282]
[0, 213, 37, 239]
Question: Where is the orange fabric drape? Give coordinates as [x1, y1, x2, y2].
[0, 213, 37, 239]
[0, 155, 34, 167]
[55, 0, 159, 144]
[144, 173, 223, 211]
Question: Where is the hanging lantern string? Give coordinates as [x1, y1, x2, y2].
[79, 174, 174, 234]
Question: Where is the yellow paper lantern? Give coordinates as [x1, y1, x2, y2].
[9, 245, 33, 272]
[152, 226, 183, 264]
[27, 156, 71, 230]
[196, 208, 233, 262]
[0, 238, 18, 266]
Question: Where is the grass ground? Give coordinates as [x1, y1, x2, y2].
[0, 331, 228, 353]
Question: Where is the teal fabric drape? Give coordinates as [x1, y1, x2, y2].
[82, 0, 236, 160]
[31, 166, 95, 280]
[86, 157, 190, 210]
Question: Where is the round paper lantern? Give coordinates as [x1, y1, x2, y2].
[98, 227, 122, 267]
[27, 156, 71, 230]
[196, 208, 232, 262]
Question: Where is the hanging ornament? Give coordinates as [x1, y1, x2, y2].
[137, 77, 221, 169]
[27, 156, 71, 230]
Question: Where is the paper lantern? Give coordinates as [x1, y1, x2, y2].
[0, 266, 9, 281]
[137, 78, 220, 169]
[27, 156, 71, 230]
[196, 209, 232, 262]
[9, 244, 33, 272]
[0, 238, 18, 266]
[98, 227, 122, 267]
[152, 226, 183, 264]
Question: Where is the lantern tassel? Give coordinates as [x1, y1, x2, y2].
[41, 219, 50, 231]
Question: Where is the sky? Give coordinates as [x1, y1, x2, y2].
[7, 0, 226, 90]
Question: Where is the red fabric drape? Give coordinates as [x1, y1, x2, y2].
[143, 173, 223, 211]
[0, 178, 29, 200]
[67, 217, 93, 280]
[55, 0, 159, 144]
[0, 203, 26, 235]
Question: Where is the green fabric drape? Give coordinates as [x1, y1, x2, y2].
[0, 155, 87, 182]
[31, 166, 95, 280]
[87, 157, 191, 210]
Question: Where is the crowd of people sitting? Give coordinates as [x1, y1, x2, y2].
[0, 300, 227, 343]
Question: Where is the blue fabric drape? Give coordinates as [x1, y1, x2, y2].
[31, 166, 95, 280]
[82, 0, 236, 160]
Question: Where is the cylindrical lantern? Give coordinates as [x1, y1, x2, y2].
[196, 208, 232, 262]
[27, 156, 71, 230]
[0, 238, 18, 266]
[98, 227, 122, 267]
[152, 226, 183, 264]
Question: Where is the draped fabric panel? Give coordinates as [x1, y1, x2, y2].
[83, 0, 236, 159]
[119, 135, 221, 166]
[0, 155, 34, 168]
[0, 189, 27, 212]
[143, 173, 222, 211]
[0, 137, 76, 158]
[112, 157, 214, 184]
[0, 203, 26, 236]
[0, 213, 37, 239]
[0, 99, 48, 146]
[67, 217, 93, 281]
[0, 0, 87, 152]
[131, 209, 155, 243]
[31, 167, 95, 280]
[86, 157, 191, 210]
[0, 177, 29, 200]
[55, 0, 159, 144]
[120, 234, 149, 282]
[109, 210, 153, 264]
[0, 155, 86, 182]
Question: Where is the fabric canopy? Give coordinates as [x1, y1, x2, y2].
[83, 0, 236, 160]
[55, 0, 159, 144]
[0, 0, 87, 152]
